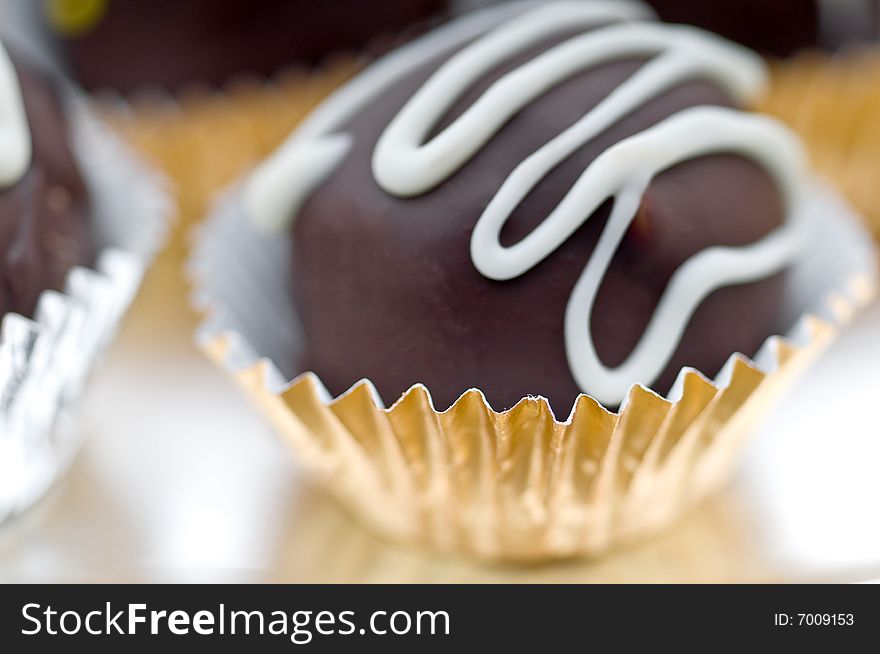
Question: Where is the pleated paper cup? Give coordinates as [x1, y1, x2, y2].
[759, 48, 880, 240]
[190, 180, 875, 562]
[0, 95, 171, 524]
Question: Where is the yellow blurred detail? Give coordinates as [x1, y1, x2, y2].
[45, 0, 108, 36]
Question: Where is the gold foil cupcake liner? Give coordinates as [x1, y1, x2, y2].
[759, 49, 880, 239]
[0, 94, 171, 523]
[190, 180, 876, 562]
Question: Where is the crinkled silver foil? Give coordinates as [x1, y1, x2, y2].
[0, 100, 171, 523]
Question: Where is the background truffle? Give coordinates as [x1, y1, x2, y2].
[645, 0, 819, 57]
[646, 0, 880, 55]
[46, 0, 449, 92]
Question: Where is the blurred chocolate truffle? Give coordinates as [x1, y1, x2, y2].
[645, 0, 818, 57]
[44, 0, 449, 92]
[245, 2, 806, 413]
[647, 0, 880, 56]
[0, 40, 92, 319]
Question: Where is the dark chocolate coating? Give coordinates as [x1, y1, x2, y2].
[0, 50, 92, 319]
[51, 0, 449, 92]
[645, 0, 819, 57]
[291, 34, 786, 415]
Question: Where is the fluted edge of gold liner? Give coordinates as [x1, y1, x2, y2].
[197, 274, 875, 562]
[760, 48, 880, 240]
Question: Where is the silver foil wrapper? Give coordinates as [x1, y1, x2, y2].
[0, 99, 171, 523]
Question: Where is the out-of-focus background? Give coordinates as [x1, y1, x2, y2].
[1, 0, 879, 582]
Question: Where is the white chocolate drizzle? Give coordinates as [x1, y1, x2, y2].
[0, 39, 31, 188]
[245, 1, 809, 406]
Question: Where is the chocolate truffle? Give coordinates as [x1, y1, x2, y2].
[645, 0, 819, 57]
[45, 0, 449, 92]
[0, 41, 92, 319]
[646, 0, 880, 55]
[245, 2, 806, 413]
